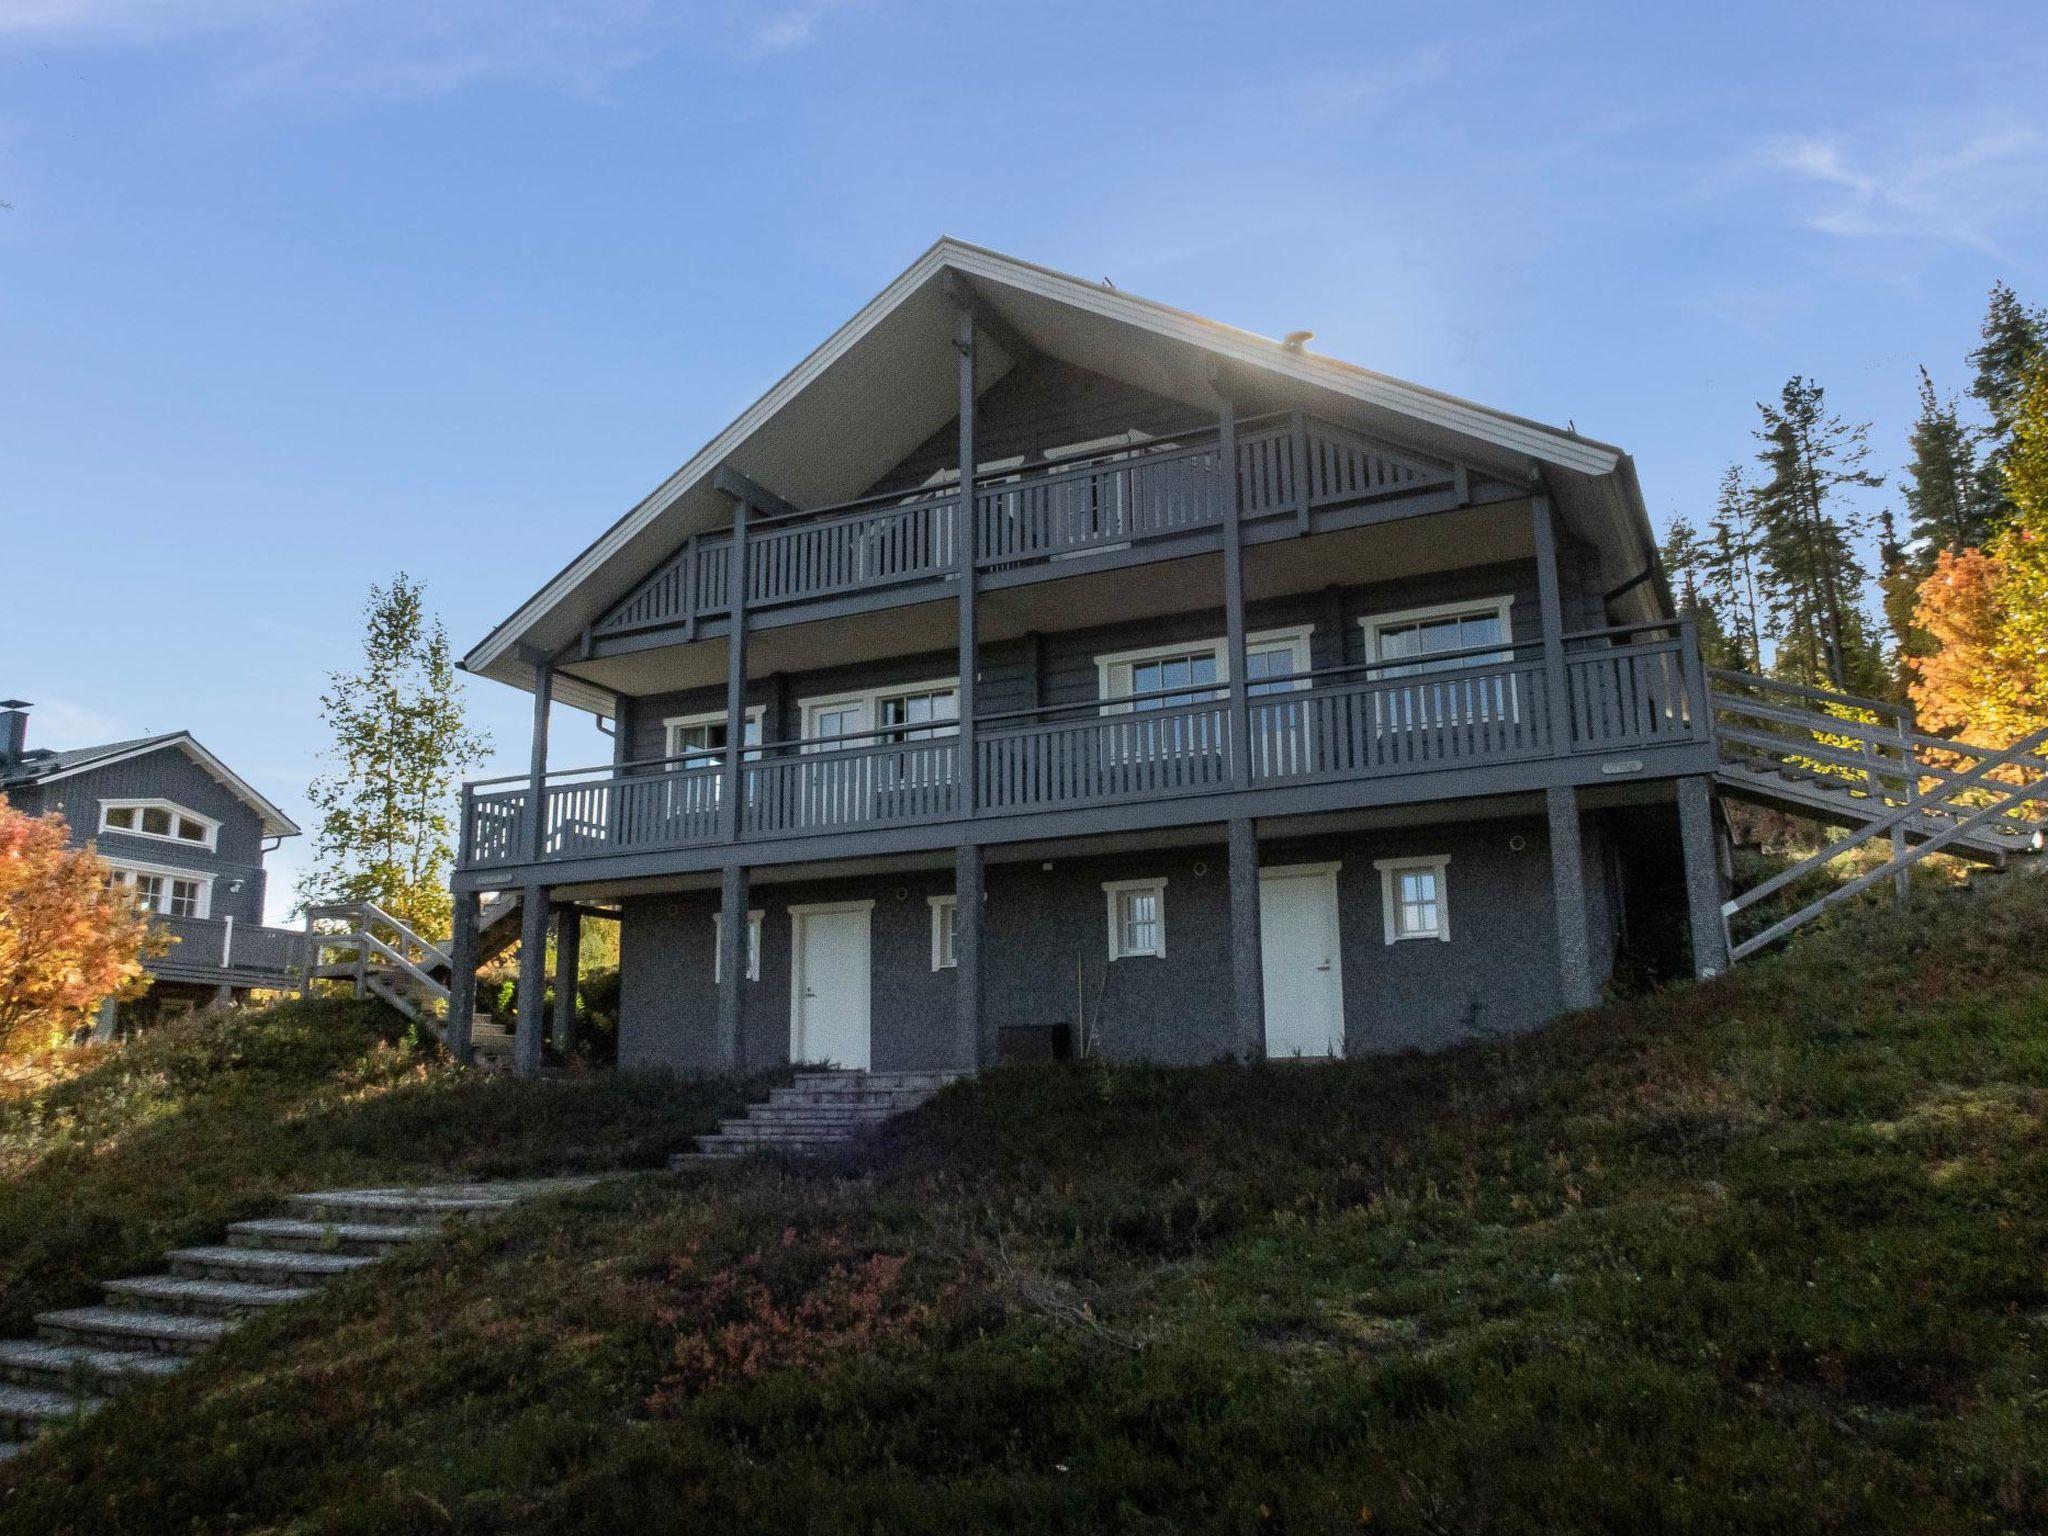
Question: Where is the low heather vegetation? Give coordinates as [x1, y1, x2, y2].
[4, 878, 2047, 1533]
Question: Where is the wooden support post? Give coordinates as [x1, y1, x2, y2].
[1678, 775, 1731, 978]
[613, 695, 635, 767]
[1545, 785, 1599, 1010]
[1290, 410, 1312, 534]
[954, 842, 984, 1070]
[1227, 817, 1265, 1061]
[1217, 389, 1253, 791]
[717, 864, 748, 1069]
[514, 888, 549, 1078]
[724, 497, 751, 843]
[552, 903, 581, 1054]
[1892, 711, 1915, 901]
[954, 304, 980, 818]
[524, 656, 553, 865]
[1531, 497, 1573, 755]
[446, 890, 478, 1065]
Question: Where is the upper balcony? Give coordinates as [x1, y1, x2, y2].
[460, 620, 1714, 886]
[580, 412, 1490, 655]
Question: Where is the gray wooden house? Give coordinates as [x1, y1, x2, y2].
[460, 243, 2048, 1085]
[0, 701, 304, 1026]
[449, 239, 1754, 1079]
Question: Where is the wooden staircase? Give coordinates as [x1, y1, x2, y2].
[299, 895, 524, 1060]
[1707, 669, 2048, 959]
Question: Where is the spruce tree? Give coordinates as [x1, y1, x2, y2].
[1752, 377, 1885, 691]
[1969, 281, 2047, 529]
[1659, 515, 1740, 671]
[300, 575, 492, 940]
[1901, 366, 1984, 552]
[1702, 465, 1768, 674]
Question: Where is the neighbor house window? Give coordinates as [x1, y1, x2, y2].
[929, 895, 958, 970]
[100, 799, 219, 850]
[1375, 856, 1450, 943]
[1102, 878, 1167, 960]
[712, 909, 764, 983]
[107, 863, 212, 919]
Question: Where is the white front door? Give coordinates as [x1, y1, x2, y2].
[790, 902, 873, 1069]
[1260, 864, 1344, 1059]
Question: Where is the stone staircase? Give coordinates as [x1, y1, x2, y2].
[672, 1070, 961, 1164]
[0, 1178, 592, 1464]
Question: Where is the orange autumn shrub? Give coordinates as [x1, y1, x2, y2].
[0, 802, 158, 1055]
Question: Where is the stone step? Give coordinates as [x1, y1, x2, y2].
[286, 1190, 518, 1226]
[0, 1383, 101, 1439]
[0, 1439, 22, 1462]
[727, 1105, 899, 1126]
[100, 1275, 315, 1320]
[0, 1338, 188, 1393]
[715, 1118, 867, 1141]
[791, 1070, 960, 1090]
[767, 1086, 937, 1109]
[692, 1134, 855, 1158]
[37, 1306, 230, 1356]
[167, 1245, 374, 1286]
[225, 1217, 438, 1256]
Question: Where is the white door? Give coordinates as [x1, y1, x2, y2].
[1260, 865, 1344, 1059]
[790, 902, 872, 1069]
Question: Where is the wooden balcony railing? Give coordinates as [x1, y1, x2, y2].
[149, 914, 309, 979]
[461, 623, 1708, 874]
[590, 414, 1454, 641]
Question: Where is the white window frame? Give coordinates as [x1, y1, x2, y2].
[1374, 855, 1451, 944]
[1095, 625, 1313, 713]
[1359, 597, 1515, 671]
[106, 858, 215, 919]
[928, 894, 958, 970]
[98, 797, 220, 851]
[1102, 877, 1168, 960]
[664, 706, 765, 764]
[712, 908, 765, 983]
[799, 676, 961, 751]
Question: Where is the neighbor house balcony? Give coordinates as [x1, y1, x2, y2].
[147, 913, 309, 989]
[460, 620, 1713, 884]
[581, 412, 1480, 652]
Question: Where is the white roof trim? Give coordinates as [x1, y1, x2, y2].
[26, 734, 301, 839]
[465, 237, 1629, 684]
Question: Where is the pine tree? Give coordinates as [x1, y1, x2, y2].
[1969, 281, 2047, 530]
[1901, 366, 1985, 553]
[1752, 376, 1885, 690]
[300, 575, 492, 940]
[1702, 465, 1768, 673]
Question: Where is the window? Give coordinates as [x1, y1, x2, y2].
[1103, 878, 1167, 960]
[712, 909, 764, 983]
[100, 799, 218, 850]
[1096, 627, 1313, 712]
[107, 863, 213, 919]
[1361, 600, 1516, 728]
[929, 895, 957, 970]
[800, 678, 959, 750]
[665, 708, 764, 765]
[1375, 856, 1450, 943]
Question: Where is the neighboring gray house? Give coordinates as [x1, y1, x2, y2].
[0, 701, 304, 1026]
[446, 238, 1740, 1079]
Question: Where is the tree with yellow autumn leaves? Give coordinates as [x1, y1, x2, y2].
[0, 803, 159, 1056]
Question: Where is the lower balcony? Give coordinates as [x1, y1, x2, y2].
[147, 914, 309, 988]
[460, 623, 1713, 883]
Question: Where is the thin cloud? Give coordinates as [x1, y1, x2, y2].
[0, 0, 853, 99]
[1753, 118, 2048, 258]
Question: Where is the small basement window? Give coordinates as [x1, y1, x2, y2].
[929, 895, 958, 970]
[712, 909, 764, 983]
[1102, 878, 1167, 960]
[1375, 856, 1450, 943]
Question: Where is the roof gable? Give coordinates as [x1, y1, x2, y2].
[464, 238, 1655, 710]
[7, 733, 300, 839]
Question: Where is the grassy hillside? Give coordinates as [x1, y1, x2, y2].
[5, 880, 2048, 1534]
[0, 999, 773, 1334]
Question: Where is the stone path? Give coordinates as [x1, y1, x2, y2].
[673, 1070, 960, 1163]
[0, 1178, 595, 1464]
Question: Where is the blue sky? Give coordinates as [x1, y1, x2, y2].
[4, 0, 2045, 921]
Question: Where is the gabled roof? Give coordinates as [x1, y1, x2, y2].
[464, 237, 1664, 712]
[3, 732, 301, 839]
